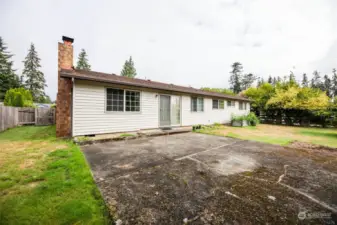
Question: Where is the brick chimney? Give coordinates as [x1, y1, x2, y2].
[56, 36, 74, 137]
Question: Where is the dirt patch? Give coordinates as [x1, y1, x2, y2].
[289, 141, 337, 152]
[0, 141, 68, 170]
[19, 159, 35, 169]
[27, 181, 42, 188]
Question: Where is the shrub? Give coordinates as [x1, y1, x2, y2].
[246, 112, 259, 126]
[192, 124, 202, 131]
[231, 114, 246, 123]
[4, 88, 33, 107]
[231, 112, 259, 126]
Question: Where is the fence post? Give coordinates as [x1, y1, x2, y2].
[0, 106, 3, 132]
[35, 108, 38, 125]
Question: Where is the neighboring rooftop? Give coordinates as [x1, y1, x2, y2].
[60, 68, 250, 101]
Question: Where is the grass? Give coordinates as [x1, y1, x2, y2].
[119, 133, 136, 138]
[195, 124, 337, 148]
[0, 126, 110, 225]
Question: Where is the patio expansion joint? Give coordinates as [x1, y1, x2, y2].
[174, 141, 242, 161]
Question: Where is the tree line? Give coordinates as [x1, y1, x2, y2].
[0, 37, 49, 104]
[201, 61, 337, 126]
[227, 61, 337, 98]
[0, 37, 137, 107]
[76, 49, 137, 78]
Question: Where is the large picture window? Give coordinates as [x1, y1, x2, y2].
[191, 97, 204, 112]
[213, 99, 224, 109]
[106, 88, 140, 112]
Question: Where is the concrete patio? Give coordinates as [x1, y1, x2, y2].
[81, 132, 337, 224]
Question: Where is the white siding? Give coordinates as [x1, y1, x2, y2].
[181, 96, 249, 126]
[73, 80, 158, 136]
[72, 80, 250, 136]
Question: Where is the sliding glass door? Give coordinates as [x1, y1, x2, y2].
[159, 95, 181, 127]
[170, 96, 181, 126]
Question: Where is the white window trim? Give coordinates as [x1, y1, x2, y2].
[105, 87, 142, 114]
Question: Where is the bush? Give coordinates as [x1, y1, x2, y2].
[192, 124, 202, 131]
[231, 112, 259, 126]
[231, 115, 246, 122]
[4, 88, 33, 107]
[246, 112, 259, 126]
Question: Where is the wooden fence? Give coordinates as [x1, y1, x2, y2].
[0, 106, 55, 132]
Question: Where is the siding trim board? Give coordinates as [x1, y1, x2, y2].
[72, 80, 250, 136]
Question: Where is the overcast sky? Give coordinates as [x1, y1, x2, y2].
[1, 0, 337, 100]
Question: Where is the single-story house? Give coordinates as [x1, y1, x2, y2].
[56, 36, 250, 137]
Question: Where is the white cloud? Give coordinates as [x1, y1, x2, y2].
[1, 0, 336, 100]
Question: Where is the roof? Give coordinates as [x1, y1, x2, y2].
[60, 69, 250, 102]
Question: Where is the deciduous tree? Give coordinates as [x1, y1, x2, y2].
[4, 87, 33, 107]
[241, 73, 256, 90]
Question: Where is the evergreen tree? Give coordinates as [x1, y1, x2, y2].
[257, 78, 262, 87]
[229, 62, 243, 93]
[121, 56, 137, 78]
[22, 43, 46, 101]
[272, 77, 277, 86]
[0, 37, 20, 100]
[289, 71, 296, 82]
[302, 73, 309, 87]
[332, 68, 337, 97]
[241, 73, 256, 90]
[311, 70, 323, 90]
[323, 74, 332, 97]
[76, 49, 91, 70]
[289, 71, 297, 86]
[277, 76, 282, 83]
[267, 75, 273, 84]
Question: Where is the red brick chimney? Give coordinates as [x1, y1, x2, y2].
[56, 36, 74, 137]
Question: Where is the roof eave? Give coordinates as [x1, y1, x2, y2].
[60, 72, 251, 102]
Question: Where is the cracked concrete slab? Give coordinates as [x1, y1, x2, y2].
[81, 133, 337, 224]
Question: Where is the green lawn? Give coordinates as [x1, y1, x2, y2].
[0, 126, 110, 225]
[196, 124, 337, 148]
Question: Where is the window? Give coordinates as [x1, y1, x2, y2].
[219, 100, 224, 109]
[239, 102, 247, 110]
[227, 100, 235, 107]
[191, 97, 204, 112]
[106, 88, 140, 112]
[213, 99, 224, 109]
[106, 89, 124, 111]
[125, 90, 140, 111]
[212, 100, 219, 109]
